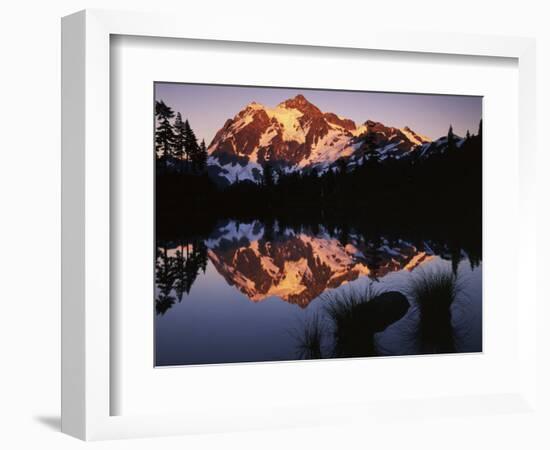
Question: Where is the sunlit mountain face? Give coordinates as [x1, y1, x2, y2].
[207, 94, 435, 185]
[157, 221, 458, 308]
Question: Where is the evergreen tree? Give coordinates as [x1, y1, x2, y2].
[173, 243, 189, 301]
[173, 112, 186, 166]
[477, 119, 483, 141]
[195, 139, 208, 173]
[335, 157, 348, 175]
[195, 241, 208, 274]
[155, 244, 176, 314]
[321, 167, 336, 198]
[466, 129, 471, 140]
[155, 100, 175, 167]
[365, 148, 380, 168]
[156, 244, 176, 296]
[183, 119, 199, 170]
[361, 134, 378, 167]
[447, 124, 457, 152]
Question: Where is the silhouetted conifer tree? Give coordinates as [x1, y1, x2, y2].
[155, 244, 176, 314]
[478, 119, 483, 141]
[447, 124, 457, 152]
[173, 112, 186, 168]
[183, 119, 199, 168]
[155, 100, 175, 168]
[173, 243, 189, 301]
[335, 157, 347, 175]
[195, 241, 208, 273]
[195, 139, 208, 173]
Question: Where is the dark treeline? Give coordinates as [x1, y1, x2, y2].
[158, 127, 481, 238]
[221, 128, 481, 222]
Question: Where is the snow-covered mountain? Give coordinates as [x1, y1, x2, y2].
[207, 94, 434, 184]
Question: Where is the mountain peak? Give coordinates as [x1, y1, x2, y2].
[279, 94, 322, 116]
[245, 101, 265, 111]
[364, 119, 380, 127]
[292, 93, 308, 102]
[283, 93, 308, 103]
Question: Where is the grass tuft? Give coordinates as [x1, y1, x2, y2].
[322, 285, 381, 357]
[408, 268, 461, 353]
[293, 314, 324, 360]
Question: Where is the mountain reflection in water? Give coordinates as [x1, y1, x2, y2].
[155, 220, 482, 366]
[207, 222, 437, 306]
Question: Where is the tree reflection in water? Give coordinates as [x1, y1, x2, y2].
[155, 239, 208, 315]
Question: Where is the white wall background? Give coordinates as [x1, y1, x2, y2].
[0, 0, 548, 448]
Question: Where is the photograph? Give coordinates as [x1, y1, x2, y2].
[154, 83, 482, 367]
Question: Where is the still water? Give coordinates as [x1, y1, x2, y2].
[155, 220, 482, 366]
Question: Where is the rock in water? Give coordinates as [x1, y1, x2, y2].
[359, 291, 410, 333]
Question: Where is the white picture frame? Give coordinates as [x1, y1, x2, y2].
[61, 9, 537, 441]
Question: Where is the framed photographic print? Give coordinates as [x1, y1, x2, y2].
[62, 9, 538, 441]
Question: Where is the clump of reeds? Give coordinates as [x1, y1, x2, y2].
[323, 286, 377, 357]
[408, 268, 461, 354]
[322, 286, 409, 358]
[294, 314, 325, 360]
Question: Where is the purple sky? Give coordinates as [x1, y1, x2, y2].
[155, 82, 482, 145]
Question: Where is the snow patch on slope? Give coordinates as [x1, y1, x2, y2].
[208, 156, 262, 183]
[259, 126, 278, 147]
[264, 105, 305, 144]
[299, 129, 355, 168]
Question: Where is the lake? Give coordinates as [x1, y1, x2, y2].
[155, 219, 482, 366]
